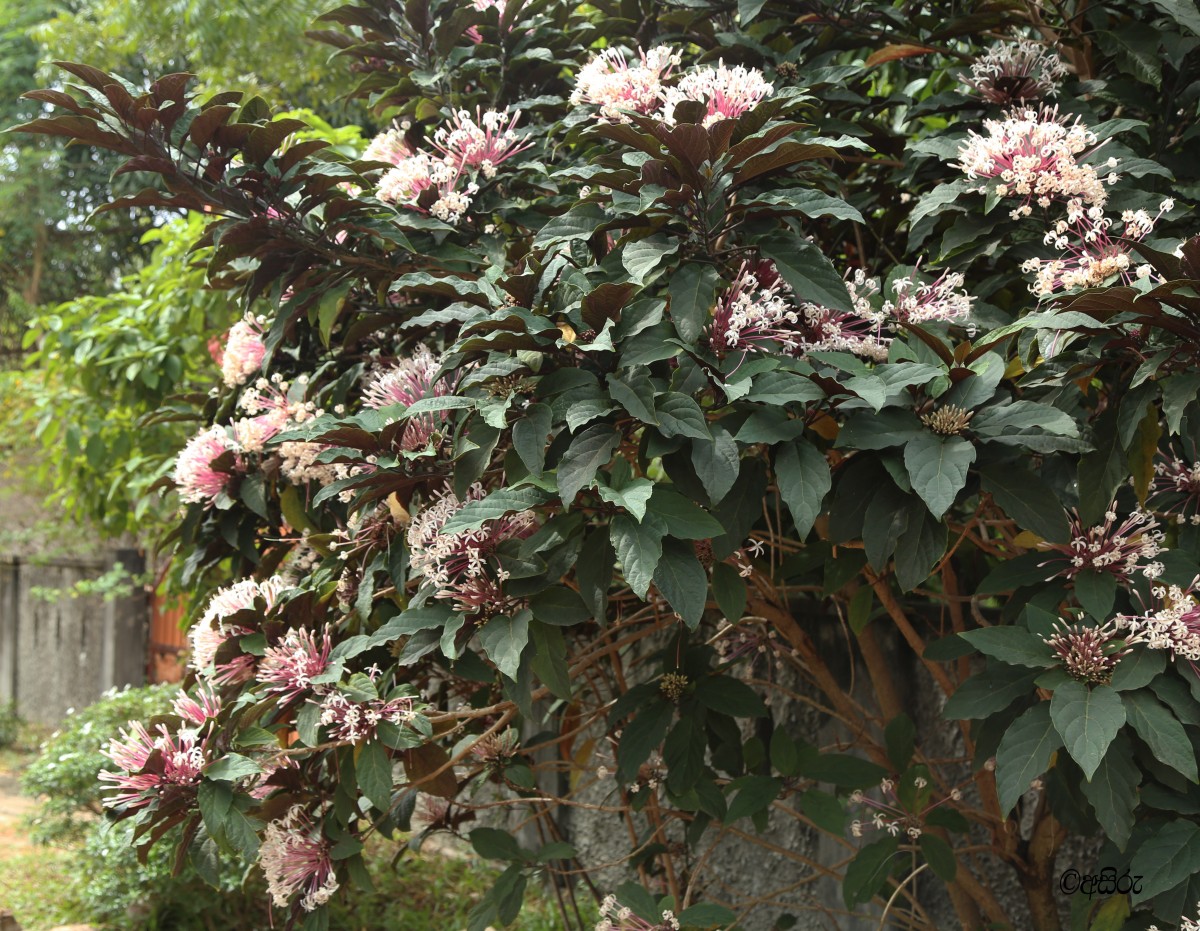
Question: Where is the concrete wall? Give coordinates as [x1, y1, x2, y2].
[0, 550, 147, 724]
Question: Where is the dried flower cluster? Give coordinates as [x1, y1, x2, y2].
[260, 806, 340, 912]
[595, 894, 680, 931]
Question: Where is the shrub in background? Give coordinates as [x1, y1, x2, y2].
[16, 2, 1200, 930]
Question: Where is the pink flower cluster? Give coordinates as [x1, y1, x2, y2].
[189, 576, 286, 682]
[406, 482, 537, 616]
[1042, 618, 1135, 684]
[257, 627, 334, 706]
[99, 720, 208, 810]
[220, 314, 267, 387]
[361, 344, 457, 451]
[570, 46, 681, 122]
[260, 805, 340, 913]
[1021, 199, 1173, 295]
[663, 60, 775, 126]
[371, 108, 528, 224]
[961, 39, 1067, 105]
[957, 105, 1113, 218]
[709, 262, 971, 361]
[1040, 506, 1164, 583]
[572, 46, 772, 126]
[173, 426, 239, 506]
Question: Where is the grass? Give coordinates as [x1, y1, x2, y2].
[0, 719, 591, 931]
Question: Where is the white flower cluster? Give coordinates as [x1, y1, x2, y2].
[1116, 579, 1200, 662]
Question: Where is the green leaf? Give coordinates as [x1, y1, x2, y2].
[596, 476, 655, 521]
[1079, 734, 1139, 851]
[512, 402, 552, 477]
[204, 753, 262, 782]
[770, 729, 803, 777]
[943, 663, 1040, 719]
[623, 237, 679, 286]
[1124, 690, 1198, 781]
[440, 486, 551, 534]
[652, 538, 708, 628]
[677, 903, 737, 928]
[478, 610, 531, 680]
[557, 424, 620, 507]
[611, 514, 665, 598]
[711, 561, 747, 622]
[691, 423, 740, 505]
[724, 775, 783, 824]
[884, 713, 916, 770]
[1131, 821, 1200, 902]
[655, 393, 710, 440]
[664, 715, 706, 794]
[577, 530, 615, 619]
[919, 834, 957, 882]
[775, 439, 831, 537]
[529, 587, 592, 626]
[470, 827, 525, 862]
[957, 627, 1053, 669]
[646, 486, 724, 538]
[979, 466, 1070, 544]
[1050, 681, 1125, 781]
[617, 700, 674, 784]
[607, 371, 658, 424]
[761, 241, 853, 313]
[668, 263, 720, 343]
[995, 703, 1063, 814]
[894, 504, 946, 592]
[737, 0, 768, 25]
[1073, 570, 1118, 622]
[903, 433, 975, 519]
[696, 675, 768, 718]
[535, 841, 576, 863]
[530, 622, 573, 700]
[837, 409, 926, 450]
[843, 835, 900, 908]
[356, 739, 394, 813]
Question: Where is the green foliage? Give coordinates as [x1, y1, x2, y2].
[17, 0, 1200, 929]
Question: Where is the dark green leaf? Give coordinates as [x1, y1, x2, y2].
[557, 424, 620, 507]
[775, 439, 831, 537]
[1051, 681, 1124, 781]
[652, 538, 708, 628]
[996, 703, 1063, 814]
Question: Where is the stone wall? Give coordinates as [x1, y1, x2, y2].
[0, 550, 147, 724]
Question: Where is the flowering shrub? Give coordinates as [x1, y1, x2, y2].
[17, 2, 1200, 930]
